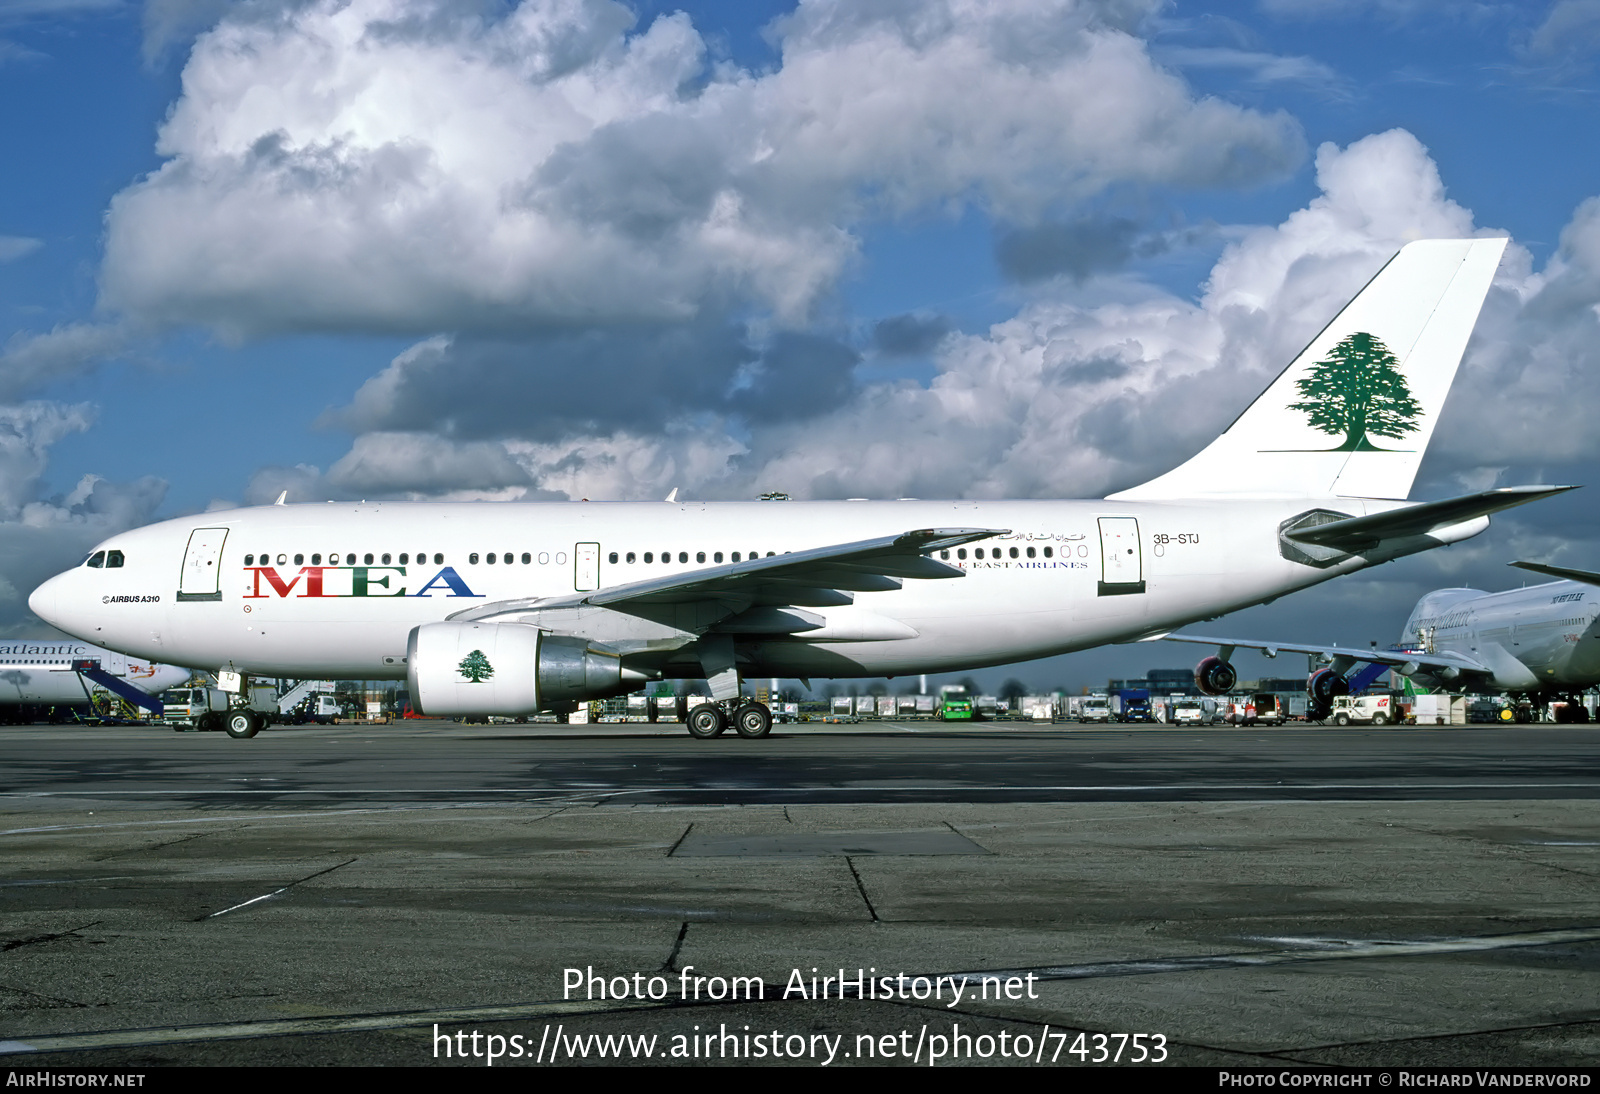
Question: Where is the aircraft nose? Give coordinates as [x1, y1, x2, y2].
[29, 573, 65, 628]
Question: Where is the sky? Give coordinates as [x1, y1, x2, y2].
[3, 0, 1600, 693]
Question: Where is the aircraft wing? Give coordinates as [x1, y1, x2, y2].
[1162, 634, 1492, 677]
[448, 527, 1009, 623]
[1285, 485, 1576, 552]
[1509, 561, 1600, 586]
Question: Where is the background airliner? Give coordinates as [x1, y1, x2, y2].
[0, 638, 187, 720]
[1170, 560, 1600, 723]
[27, 238, 1570, 739]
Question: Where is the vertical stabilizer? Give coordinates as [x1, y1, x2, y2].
[1109, 237, 1507, 501]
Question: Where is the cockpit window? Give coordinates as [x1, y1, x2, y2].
[106, 550, 125, 568]
[86, 551, 105, 568]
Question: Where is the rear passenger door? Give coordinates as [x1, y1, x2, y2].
[574, 542, 600, 592]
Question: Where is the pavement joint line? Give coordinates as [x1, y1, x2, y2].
[198, 858, 359, 920]
[660, 921, 690, 973]
[1, 921, 101, 953]
[845, 855, 879, 922]
[8, 926, 1600, 1057]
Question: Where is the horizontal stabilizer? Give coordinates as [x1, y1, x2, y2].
[1509, 561, 1600, 587]
[1285, 485, 1576, 551]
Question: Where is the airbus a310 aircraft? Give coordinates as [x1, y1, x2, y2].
[28, 238, 1569, 739]
[1168, 560, 1600, 723]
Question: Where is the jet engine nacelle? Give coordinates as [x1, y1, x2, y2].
[1306, 667, 1351, 719]
[406, 622, 632, 716]
[1194, 656, 1238, 696]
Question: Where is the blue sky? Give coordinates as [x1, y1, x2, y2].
[3, 0, 1600, 690]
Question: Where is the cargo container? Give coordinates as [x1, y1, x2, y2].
[1019, 695, 1054, 721]
[1411, 694, 1466, 726]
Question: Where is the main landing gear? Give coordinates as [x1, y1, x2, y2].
[684, 635, 772, 740]
[685, 699, 773, 740]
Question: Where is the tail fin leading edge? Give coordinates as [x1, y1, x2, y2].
[1110, 237, 1508, 501]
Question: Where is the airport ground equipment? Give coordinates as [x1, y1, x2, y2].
[1226, 694, 1290, 726]
[938, 694, 974, 721]
[161, 686, 230, 730]
[1111, 688, 1153, 722]
[1077, 694, 1111, 723]
[276, 679, 337, 715]
[1327, 694, 1399, 726]
[71, 658, 165, 717]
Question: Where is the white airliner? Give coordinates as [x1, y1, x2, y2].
[0, 637, 188, 718]
[1168, 560, 1600, 723]
[27, 238, 1570, 739]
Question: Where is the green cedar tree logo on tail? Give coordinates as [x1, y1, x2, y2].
[458, 649, 494, 683]
[1287, 331, 1422, 451]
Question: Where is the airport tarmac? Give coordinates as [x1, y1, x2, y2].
[2, 721, 1597, 1067]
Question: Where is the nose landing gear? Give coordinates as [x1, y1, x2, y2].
[224, 709, 265, 739]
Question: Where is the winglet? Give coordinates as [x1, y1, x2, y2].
[664, 488, 678, 503]
[273, 491, 287, 506]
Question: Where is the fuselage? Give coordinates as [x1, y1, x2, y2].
[28, 496, 1443, 683]
[1403, 580, 1600, 692]
[0, 638, 188, 705]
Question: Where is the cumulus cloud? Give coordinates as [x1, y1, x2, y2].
[0, 402, 168, 634]
[100, 0, 1303, 337]
[871, 313, 953, 357]
[731, 129, 1492, 501]
[0, 402, 96, 515]
[0, 323, 128, 400]
[994, 216, 1144, 284]
[1426, 194, 1600, 493]
[1524, 0, 1600, 68]
[287, 128, 1516, 505]
[323, 319, 862, 451]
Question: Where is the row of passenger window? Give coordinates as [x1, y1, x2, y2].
[84, 551, 126, 568]
[615, 550, 776, 565]
[245, 552, 447, 567]
[941, 546, 1053, 560]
